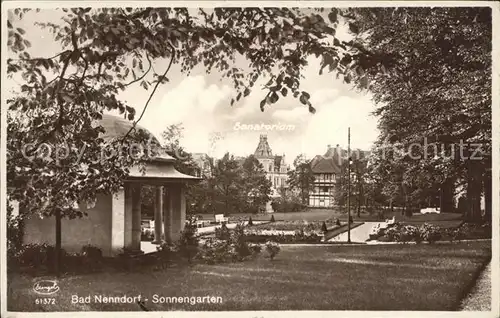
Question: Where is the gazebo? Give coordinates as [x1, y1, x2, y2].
[21, 114, 200, 256]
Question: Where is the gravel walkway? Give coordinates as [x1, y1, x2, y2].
[460, 262, 491, 311]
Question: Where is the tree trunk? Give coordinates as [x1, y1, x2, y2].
[484, 169, 492, 224]
[466, 163, 482, 223]
[440, 178, 455, 213]
[357, 180, 362, 218]
[55, 209, 61, 277]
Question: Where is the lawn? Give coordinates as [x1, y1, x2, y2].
[196, 210, 463, 224]
[251, 219, 338, 232]
[7, 241, 490, 311]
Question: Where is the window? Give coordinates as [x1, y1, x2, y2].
[321, 186, 329, 193]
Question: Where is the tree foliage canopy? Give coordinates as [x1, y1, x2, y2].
[6, 6, 493, 221]
[8, 7, 383, 217]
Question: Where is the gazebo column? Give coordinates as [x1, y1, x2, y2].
[153, 186, 163, 244]
[111, 186, 127, 256]
[163, 186, 173, 243]
[169, 185, 186, 242]
[130, 184, 142, 252]
[123, 184, 133, 249]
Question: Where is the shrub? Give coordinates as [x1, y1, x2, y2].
[155, 242, 178, 268]
[248, 217, 254, 226]
[401, 225, 421, 243]
[321, 221, 328, 233]
[81, 245, 103, 259]
[265, 241, 281, 260]
[230, 223, 253, 260]
[177, 216, 199, 263]
[378, 235, 391, 242]
[334, 218, 341, 226]
[292, 229, 322, 243]
[7, 204, 24, 256]
[15, 244, 42, 268]
[215, 223, 231, 240]
[384, 226, 401, 242]
[197, 223, 261, 264]
[419, 223, 441, 244]
[270, 215, 276, 222]
[248, 242, 262, 255]
[197, 238, 235, 264]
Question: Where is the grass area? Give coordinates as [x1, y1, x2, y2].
[8, 241, 490, 311]
[251, 219, 335, 232]
[195, 210, 463, 224]
[460, 263, 491, 310]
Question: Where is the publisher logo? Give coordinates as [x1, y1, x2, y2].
[33, 280, 60, 295]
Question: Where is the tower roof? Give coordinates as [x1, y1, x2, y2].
[254, 134, 273, 159]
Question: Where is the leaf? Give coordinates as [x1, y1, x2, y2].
[243, 87, 251, 97]
[360, 76, 369, 89]
[7, 20, 12, 29]
[349, 23, 360, 34]
[17, 27, 25, 35]
[61, 93, 73, 103]
[230, 98, 235, 106]
[269, 92, 279, 104]
[299, 92, 310, 105]
[344, 74, 351, 84]
[87, 26, 94, 38]
[260, 99, 266, 112]
[236, 92, 242, 101]
[328, 10, 338, 23]
[308, 105, 316, 114]
[281, 87, 288, 97]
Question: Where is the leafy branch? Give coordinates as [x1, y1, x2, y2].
[124, 53, 152, 87]
[121, 43, 176, 143]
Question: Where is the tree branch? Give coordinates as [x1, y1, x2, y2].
[124, 53, 152, 87]
[13, 51, 69, 62]
[121, 43, 176, 143]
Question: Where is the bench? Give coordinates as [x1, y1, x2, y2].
[196, 220, 209, 228]
[215, 214, 229, 224]
[420, 207, 440, 214]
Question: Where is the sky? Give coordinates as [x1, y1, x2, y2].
[6, 8, 380, 162]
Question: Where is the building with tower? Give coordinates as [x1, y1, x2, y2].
[253, 134, 290, 190]
[253, 134, 290, 212]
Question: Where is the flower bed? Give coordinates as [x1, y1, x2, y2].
[252, 219, 340, 232]
[369, 222, 491, 244]
[244, 228, 323, 244]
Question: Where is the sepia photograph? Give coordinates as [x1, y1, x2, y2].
[1, 1, 498, 315]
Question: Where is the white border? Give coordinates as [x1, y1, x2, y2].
[1, 1, 499, 318]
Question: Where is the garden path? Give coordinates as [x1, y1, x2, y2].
[328, 222, 379, 243]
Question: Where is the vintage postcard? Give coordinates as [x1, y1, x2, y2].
[1, 1, 498, 317]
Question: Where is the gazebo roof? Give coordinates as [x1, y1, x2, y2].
[99, 114, 200, 182]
